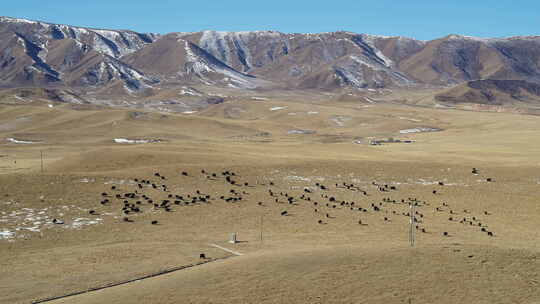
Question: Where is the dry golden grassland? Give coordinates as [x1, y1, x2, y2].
[1, 98, 539, 303]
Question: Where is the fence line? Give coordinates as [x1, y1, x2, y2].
[32, 255, 236, 303]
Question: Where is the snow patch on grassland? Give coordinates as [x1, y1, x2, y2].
[113, 138, 161, 144]
[329, 115, 352, 127]
[285, 175, 312, 182]
[399, 127, 442, 134]
[399, 116, 421, 122]
[0, 205, 105, 241]
[70, 218, 103, 229]
[288, 129, 316, 134]
[6, 137, 41, 144]
[180, 87, 202, 96]
[0, 230, 14, 240]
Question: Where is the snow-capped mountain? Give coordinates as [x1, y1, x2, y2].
[2, 16, 540, 99]
[0, 16, 158, 92]
[0, 16, 158, 58]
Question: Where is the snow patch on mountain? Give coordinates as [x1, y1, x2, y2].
[0, 16, 38, 24]
[360, 34, 394, 67]
[182, 39, 257, 88]
[1, 16, 157, 59]
[92, 34, 119, 57]
[15, 34, 60, 80]
[199, 31, 232, 66]
[348, 55, 381, 71]
[230, 32, 253, 70]
[84, 57, 155, 93]
[197, 30, 287, 72]
[58, 24, 89, 40]
[333, 53, 412, 88]
[184, 40, 213, 74]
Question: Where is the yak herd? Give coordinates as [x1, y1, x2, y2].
[78, 167, 496, 250]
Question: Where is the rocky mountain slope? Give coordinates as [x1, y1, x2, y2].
[123, 33, 260, 89]
[2, 16, 540, 104]
[436, 79, 540, 105]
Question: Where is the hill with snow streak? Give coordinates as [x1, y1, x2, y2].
[2, 16, 540, 102]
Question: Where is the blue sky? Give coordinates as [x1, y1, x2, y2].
[3, 0, 539, 40]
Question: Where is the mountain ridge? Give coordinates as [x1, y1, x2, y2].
[2, 15, 540, 112]
[5, 16, 539, 42]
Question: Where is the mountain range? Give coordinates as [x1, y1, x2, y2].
[2, 16, 540, 109]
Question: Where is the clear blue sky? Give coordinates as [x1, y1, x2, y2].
[3, 0, 539, 40]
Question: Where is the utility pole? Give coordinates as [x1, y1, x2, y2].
[260, 214, 263, 244]
[40, 150, 44, 173]
[408, 203, 416, 304]
[409, 203, 415, 247]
